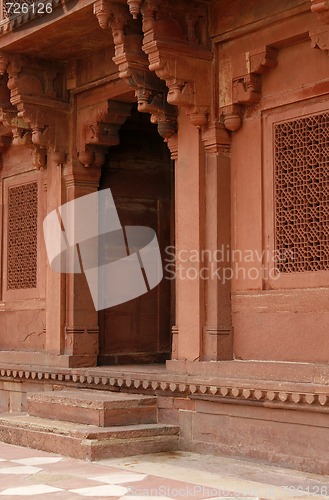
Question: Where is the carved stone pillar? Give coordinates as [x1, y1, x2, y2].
[62, 162, 102, 366]
[174, 111, 205, 361]
[44, 152, 66, 356]
[202, 123, 233, 360]
[59, 98, 132, 366]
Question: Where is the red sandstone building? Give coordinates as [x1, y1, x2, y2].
[0, 0, 327, 473]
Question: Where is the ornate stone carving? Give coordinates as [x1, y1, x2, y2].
[166, 135, 178, 160]
[32, 146, 47, 171]
[7, 182, 38, 290]
[309, 1, 329, 59]
[310, 27, 329, 52]
[0, 53, 9, 76]
[127, 0, 142, 19]
[0, 71, 19, 148]
[222, 47, 278, 132]
[77, 100, 132, 168]
[274, 113, 329, 273]
[311, 0, 329, 24]
[93, 0, 177, 140]
[221, 105, 243, 133]
[233, 73, 262, 105]
[1, 365, 329, 415]
[202, 122, 231, 156]
[136, 90, 177, 139]
[0, 53, 69, 167]
[139, 0, 213, 130]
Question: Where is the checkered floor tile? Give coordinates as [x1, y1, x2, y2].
[0, 443, 267, 499]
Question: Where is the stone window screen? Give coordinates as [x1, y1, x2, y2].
[274, 113, 329, 274]
[7, 181, 38, 290]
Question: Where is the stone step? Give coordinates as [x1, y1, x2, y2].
[27, 389, 157, 427]
[0, 413, 179, 461]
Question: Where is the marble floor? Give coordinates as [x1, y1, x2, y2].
[0, 442, 327, 499]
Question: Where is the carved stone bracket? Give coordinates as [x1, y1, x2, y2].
[77, 100, 132, 168]
[221, 105, 243, 134]
[311, 0, 329, 24]
[139, 0, 213, 130]
[32, 146, 47, 171]
[0, 52, 69, 167]
[136, 89, 177, 139]
[310, 26, 329, 53]
[0, 65, 20, 149]
[93, 0, 176, 140]
[222, 47, 278, 132]
[310, 1, 329, 53]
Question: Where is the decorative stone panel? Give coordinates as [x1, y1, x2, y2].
[7, 181, 38, 289]
[274, 113, 329, 273]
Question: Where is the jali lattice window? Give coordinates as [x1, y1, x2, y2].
[274, 113, 329, 273]
[7, 182, 38, 289]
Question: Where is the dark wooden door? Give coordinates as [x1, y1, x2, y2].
[98, 109, 173, 365]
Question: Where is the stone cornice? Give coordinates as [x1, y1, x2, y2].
[0, 364, 329, 413]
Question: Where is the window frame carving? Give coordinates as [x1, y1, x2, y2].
[2, 170, 45, 301]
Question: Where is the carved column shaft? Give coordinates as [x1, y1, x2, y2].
[202, 124, 232, 360]
[45, 155, 66, 355]
[174, 111, 205, 361]
[62, 163, 102, 366]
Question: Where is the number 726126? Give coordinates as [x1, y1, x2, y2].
[5, 2, 53, 15]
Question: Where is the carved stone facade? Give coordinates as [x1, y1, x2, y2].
[0, 0, 328, 475]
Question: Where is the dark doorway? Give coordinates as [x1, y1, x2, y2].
[98, 107, 174, 365]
